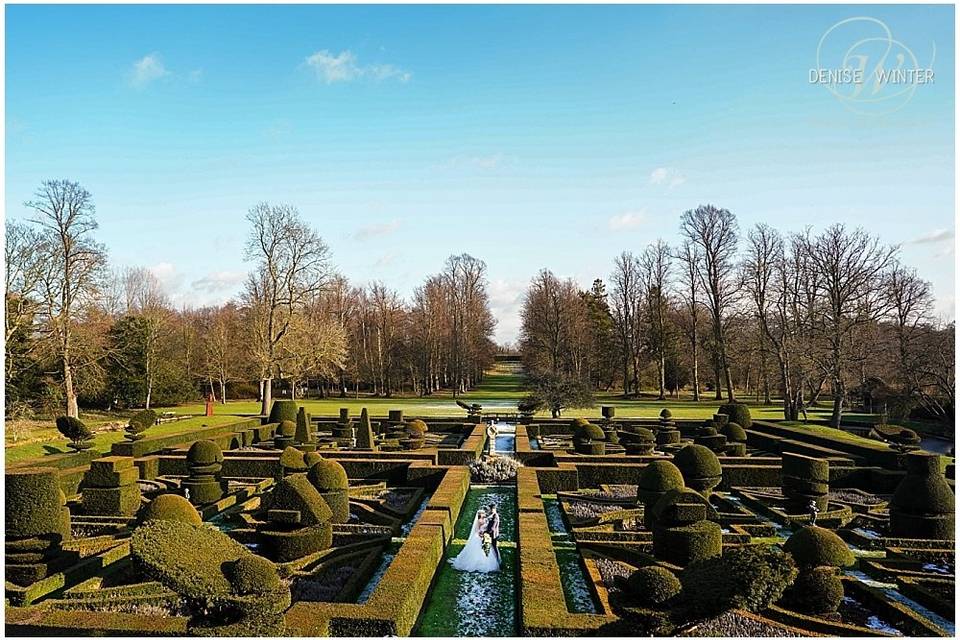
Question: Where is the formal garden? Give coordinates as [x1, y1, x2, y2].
[4, 393, 955, 637]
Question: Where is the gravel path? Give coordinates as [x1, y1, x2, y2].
[683, 611, 806, 637]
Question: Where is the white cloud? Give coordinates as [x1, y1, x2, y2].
[353, 220, 402, 241]
[908, 229, 954, 245]
[191, 271, 245, 296]
[129, 53, 170, 88]
[649, 167, 686, 189]
[304, 49, 410, 84]
[488, 279, 526, 345]
[608, 210, 646, 231]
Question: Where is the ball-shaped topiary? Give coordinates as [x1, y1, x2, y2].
[278, 420, 297, 438]
[673, 444, 722, 495]
[582, 423, 606, 441]
[307, 458, 349, 491]
[571, 417, 591, 431]
[783, 526, 854, 569]
[407, 419, 429, 436]
[626, 566, 681, 607]
[721, 422, 747, 443]
[782, 566, 844, 614]
[268, 400, 299, 425]
[698, 426, 718, 437]
[141, 494, 203, 525]
[660, 408, 673, 419]
[637, 461, 685, 498]
[718, 403, 752, 429]
[55, 415, 94, 450]
[187, 439, 224, 466]
[228, 554, 281, 595]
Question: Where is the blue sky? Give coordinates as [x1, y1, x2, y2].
[5, 4, 955, 343]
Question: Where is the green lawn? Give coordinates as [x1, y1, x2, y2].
[7, 363, 909, 465]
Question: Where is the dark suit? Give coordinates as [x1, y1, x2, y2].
[486, 511, 501, 562]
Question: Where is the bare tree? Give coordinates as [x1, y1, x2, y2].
[796, 225, 897, 427]
[5, 221, 49, 389]
[25, 180, 108, 417]
[640, 240, 672, 400]
[610, 252, 644, 396]
[680, 205, 739, 402]
[242, 202, 330, 415]
[675, 240, 702, 401]
[121, 267, 171, 409]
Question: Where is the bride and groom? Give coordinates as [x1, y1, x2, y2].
[450, 505, 501, 572]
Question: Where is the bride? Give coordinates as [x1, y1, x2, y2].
[450, 509, 500, 572]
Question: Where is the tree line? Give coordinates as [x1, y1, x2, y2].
[5, 180, 497, 419]
[519, 204, 954, 427]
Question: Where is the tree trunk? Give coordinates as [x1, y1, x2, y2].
[220, 377, 227, 404]
[261, 378, 272, 416]
[63, 356, 79, 418]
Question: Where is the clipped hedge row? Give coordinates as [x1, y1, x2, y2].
[535, 466, 579, 494]
[111, 418, 261, 458]
[4, 605, 189, 636]
[425, 467, 470, 528]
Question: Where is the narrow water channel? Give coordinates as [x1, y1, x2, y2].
[415, 485, 518, 636]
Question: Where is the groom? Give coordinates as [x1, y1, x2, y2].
[485, 505, 501, 562]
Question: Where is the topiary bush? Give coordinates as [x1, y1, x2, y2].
[295, 408, 314, 445]
[718, 403, 752, 429]
[681, 545, 797, 615]
[227, 555, 281, 595]
[637, 461, 685, 527]
[279, 446, 308, 475]
[268, 400, 299, 425]
[188, 439, 224, 467]
[652, 520, 722, 566]
[672, 444, 722, 496]
[780, 566, 844, 614]
[659, 408, 673, 419]
[782, 526, 854, 569]
[625, 565, 681, 607]
[55, 415, 94, 451]
[890, 451, 955, 540]
[125, 409, 157, 441]
[306, 458, 349, 523]
[407, 419, 429, 435]
[141, 493, 203, 525]
[5, 467, 72, 540]
[721, 422, 746, 443]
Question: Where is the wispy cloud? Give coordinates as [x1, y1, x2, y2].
[374, 253, 397, 268]
[129, 53, 170, 88]
[353, 220, 402, 241]
[608, 210, 646, 231]
[191, 271, 245, 295]
[649, 167, 686, 189]
[304, 49, 411, 84]
[908, 228, 954, 245]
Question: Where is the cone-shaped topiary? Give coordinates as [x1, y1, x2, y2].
[355, 408, 376, 451]
[626, 566, 681, 607]
[141, 493, 202, 525]
[783, 526, 854, 569]
[268, 400, 299, 425]
[55, 415, 94, 451]
[295, 408, 314, 444]
[890, 452, 955, 540]
[673, 444, 722, 496]
[718, 403, 752, 429]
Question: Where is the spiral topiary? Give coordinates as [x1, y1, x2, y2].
[141, 494, 203, 525]
[718, 402, 752, 429]
[625, 566, 681, 607]
[782, 526, 854, 569]
[672, 444, 722, 496]
[228, 554, 281, 595]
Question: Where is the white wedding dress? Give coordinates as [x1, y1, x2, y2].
[450, 511, 500, 572]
